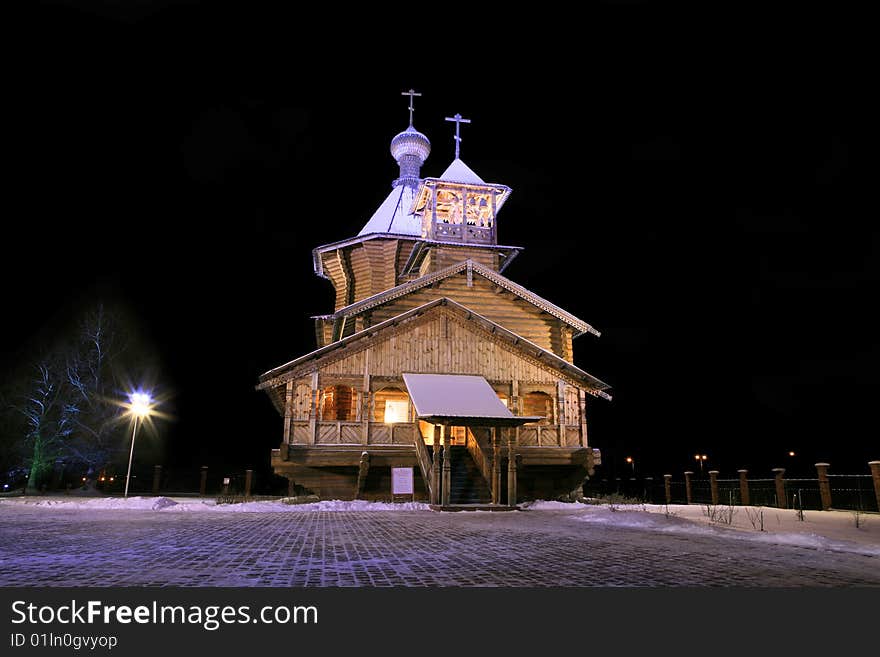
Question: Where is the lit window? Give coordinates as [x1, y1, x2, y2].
[384, 399, 408, 424]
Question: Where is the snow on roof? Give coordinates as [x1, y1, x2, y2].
[437, 158, 486, 184]
[403, 373, 539, 424]
[357, 185, 422, 236]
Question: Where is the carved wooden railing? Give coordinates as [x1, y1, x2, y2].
[293, 421, 417, 445]
[518, 425, 584, 447]
[413, 426, 434, 501]
[466, 428, 493, 488]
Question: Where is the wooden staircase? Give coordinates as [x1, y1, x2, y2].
[447, 445, 492, 504]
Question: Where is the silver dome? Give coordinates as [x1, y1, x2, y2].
[390, 126, 431, 164]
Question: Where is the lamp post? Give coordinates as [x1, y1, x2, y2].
[695, 454, 707, 475]
[124, 392, 153, 498]
[625, 456, 635, 473]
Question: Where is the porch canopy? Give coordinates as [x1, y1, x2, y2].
[402, 373, 541, 427]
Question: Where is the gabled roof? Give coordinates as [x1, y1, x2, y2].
[357, 185, 422, 237]
[437, 158, 485, 184]
[318, 259, 600, 338]
[256, 297, 611, 397]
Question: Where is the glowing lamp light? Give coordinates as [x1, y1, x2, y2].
[129, 392, 153, 418]
[788, 451, 796, 457]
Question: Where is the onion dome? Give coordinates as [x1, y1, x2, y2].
[391, 125, 430, 189]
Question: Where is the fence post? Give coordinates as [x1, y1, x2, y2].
[199, 466, 208, 497]
[663, 474, 672, 504]
[869, 461, 880, 512]
[815, 463, 832, 510]
[709, 471, 719, 505]
[152, 465, 162, 496]
[684, 471, 693, 504]
[244, 469, 253, 498]
[772, 468, 787, 508]
[737, 469, 749, 506]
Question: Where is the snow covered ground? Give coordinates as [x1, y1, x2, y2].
[1, 496, 877, 557]
[523, 500, 880, 557]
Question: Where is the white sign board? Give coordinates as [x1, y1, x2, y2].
[391, 467, 414, 495]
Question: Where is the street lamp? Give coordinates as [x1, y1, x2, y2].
[124, 392, 153, 498]
[694, 454, 707, 475]
[625, 456, 635, 473]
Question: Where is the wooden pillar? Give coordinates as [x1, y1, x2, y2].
[663, 474, 672, 504]
[199, 466, 208, 497]
[152, 465, 162, 496]
[684, 471, 693, 504]
[708, 471, 719, 505]
[870, 462, 880, 513]
[282, 380, 294, 445]
[431, 425, 441, 505]
[556, 381, 566, 446]
[441, 426, 451, 506]
[772, 468, 787, 508]
[356, 452, 370, 500]
[578, 389, 588, 447]
[507, 429, 518, 507]
[244, 469, 253, 498]
[492, 427, 501, 505]
[309, 371, 319, 445]
[362, 353, 371, 444]
[738, 470, 750, 506]
[815, 463, 832, 510]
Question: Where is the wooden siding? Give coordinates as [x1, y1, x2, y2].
[339, 271, 570, 358]
[418, 245, 499, 276]
[320, 310, 560, 383]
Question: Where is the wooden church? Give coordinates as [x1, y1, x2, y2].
[256, 93, 611, 508]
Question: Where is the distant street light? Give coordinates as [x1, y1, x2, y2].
[625, 456, 635, 473]
[788, 451, 796, 457]
[124, 392, 154, 498]
[695, 454, 707, 475]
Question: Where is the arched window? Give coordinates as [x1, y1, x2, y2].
[320, 385, 357, 421]
[522, 391, 554, 425]
[373, 387, 410, 423]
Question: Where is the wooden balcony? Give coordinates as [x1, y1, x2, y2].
[289, 420, 416, 446]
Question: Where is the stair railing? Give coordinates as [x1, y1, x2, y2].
[466, 428, 493, 488]
[413, 424, 433, 501]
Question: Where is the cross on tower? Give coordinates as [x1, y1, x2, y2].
[401, 89, 422, 127]
[445, 113, 471, 159]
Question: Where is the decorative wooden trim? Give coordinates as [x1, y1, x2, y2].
[327, 259, 599, 337]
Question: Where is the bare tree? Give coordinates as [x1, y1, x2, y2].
[9, 356, 76, 492]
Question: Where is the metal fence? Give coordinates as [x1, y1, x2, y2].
[585, 470, 878, 512]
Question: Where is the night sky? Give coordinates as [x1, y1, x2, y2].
[7, 4, 876, 484]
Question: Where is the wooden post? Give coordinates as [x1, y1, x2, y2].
[738, 470, 750, 506]
[356, 452, 370, 500]
[309, 371, 319, 445]
[362, 353, 371, 444]
[663, 474, 672, 504]
[244, 469, 253, 498]
[870, 461, 880, 513]
[492, 428, 501, 505]
[507, 430, 517, 507]
[431, 425, 441, 505]
[282, 380, 294, 445]
[684, 471, 693, 505]
[557, 381, 566, 446]
[772, 468, 787, 508]
[815, 463, 832, 510]
[708, 471, 719, 505]
[152, 465, 162, 496]
[199, 466, 208, 497]
[441, 426, 451, 506]
[578, 389, 588, 447]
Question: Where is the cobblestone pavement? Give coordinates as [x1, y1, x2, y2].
[0, 507, 878, 586]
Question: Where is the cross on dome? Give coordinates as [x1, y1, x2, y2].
[445, 113, 471, 159]
[402, 88, 422, 127]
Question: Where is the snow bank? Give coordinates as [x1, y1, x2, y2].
[0, 496, 430, 513]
